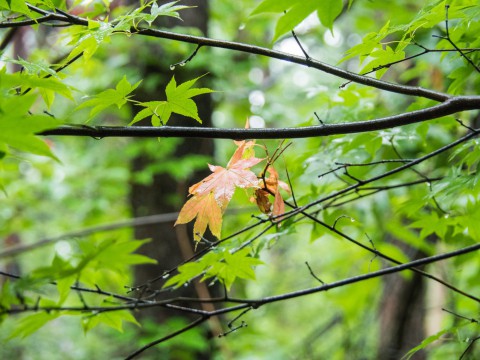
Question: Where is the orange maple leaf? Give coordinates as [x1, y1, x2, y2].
[176, 138, 263, 242]
[175, 192, 222, 242]
[230, 138, 256, 166]
[253, 166, 290, 217]
[189, 142, 262, 207]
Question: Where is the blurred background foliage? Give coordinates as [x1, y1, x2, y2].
[1, 0, 480, 359]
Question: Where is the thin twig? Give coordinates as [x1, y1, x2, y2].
[442, 308, 479, 323]
[432, 5, 480, 73]
[281, 130, 480, 220]
[170, 44, 203, 69]
[0, 28, 17, 51]
[305, 261, 324, 284]
[459, 335, 480, 360]
[284, 165, 297, 207]
[291, 30, 311, 61]
[124, 317, 207, 360]
[335, 159, 414, 167]
[219, 307, 252, 337]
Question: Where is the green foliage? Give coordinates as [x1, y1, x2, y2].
[131, 75, 214, 125]
[0, 0, 31, 17]
[65, 22, 112, 62]
[118, 318, 209, 359]
[8, 312, 60, 340]
[338, 1, 480, 79]
[144, 1, 194, 25]
[251, 0, 344, 41]
[76, 76, 141, 120]
[0, 80, 62, 160]
[82, 310, 140, 333]
[401, 326, 468, 360]
[62, 1, 195, 61]
[164, 248, 263, 290]
[1, 0, 480, 358]
[0, 237, 154, 340]
[0, 113, 60, 160]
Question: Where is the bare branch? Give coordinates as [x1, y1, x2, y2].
[124, 317, 207, 360]
[247, 241, 480, 308]
[305, 261, 325, 284]
[14, 2, 452, 101]
[0, 28, 17, 51]
[0, 213, 179, 259]
[39, 96, 480, 140]
[0, 14, 58, 28]
[281, 129, 480, 219]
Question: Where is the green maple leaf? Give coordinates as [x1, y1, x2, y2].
[205, 249, 264, 290]
[0, 93, 61, 160]
[251, 0, 344, 42]
[131, 75, 213, 126]
[144, 1, 194, 25]
[76, 76, 141, 120]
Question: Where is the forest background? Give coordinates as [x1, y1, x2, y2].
[1, 0, 480, 359]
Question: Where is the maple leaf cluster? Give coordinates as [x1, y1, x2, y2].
[175, 138, 290, 243]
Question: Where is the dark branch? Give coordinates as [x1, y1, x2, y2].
[246, 241, 480, 308]
[133, 27, 450, 101]
[282, 129, 480, 219]
[0, 14, 58, 28]
[0, 28, 17, 51]
[16, 3, 451, 101]
[39, 96, 480, 140]
[0, 213, 178, 259]
[124, 317, 207, 359]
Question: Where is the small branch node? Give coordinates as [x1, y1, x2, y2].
[332, 215, 355, 229]
[291, 30, 311, 62]
[344, 168, 364, 184]
[442, 308, 479, 323]
[33, 297, 41, 311]
[219, 307, 252, 337]
[365, 233, 378, 270]
[305, 261, 324, 284]
[170, 44, 203, 70]
[314, 112, 325, 125]
[218, 321, 247, 337]
[456, 118, 476, 132]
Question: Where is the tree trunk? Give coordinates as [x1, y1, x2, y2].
[377, 241, 426, 360]
[128, 0, 220, 357]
